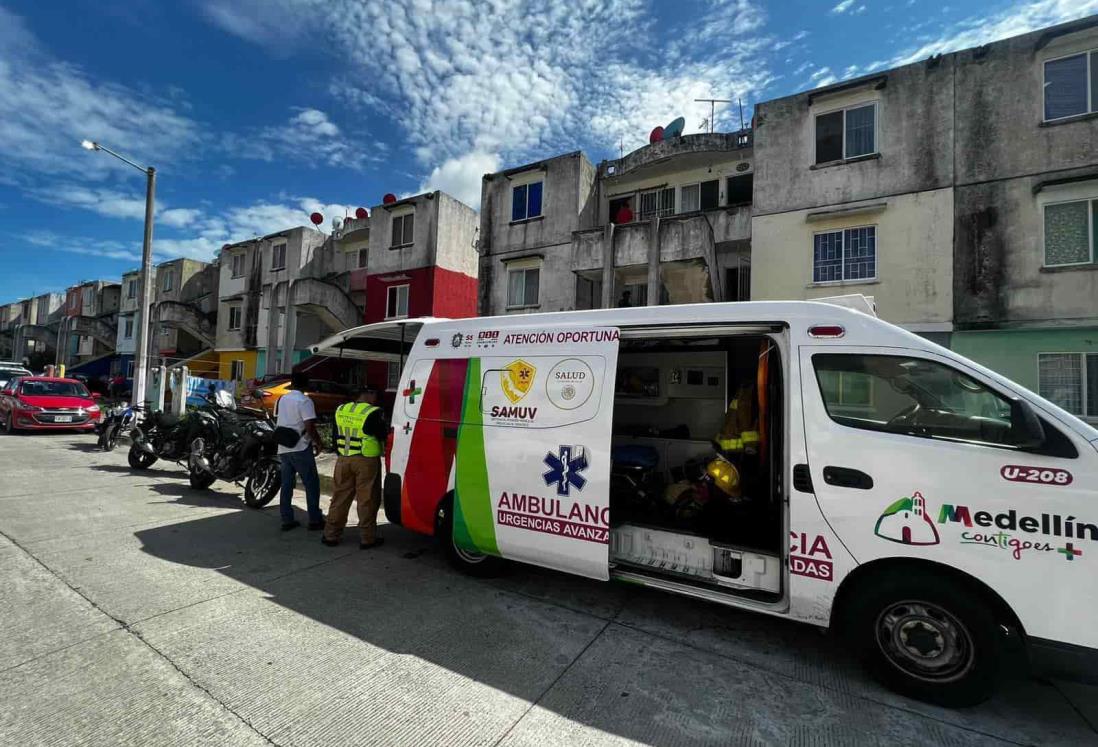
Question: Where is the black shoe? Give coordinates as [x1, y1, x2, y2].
[307, 521, 325, 531]
[320, 537, 340, 547]
[360, 538, 385, 550]
[280, 520, 301, 532]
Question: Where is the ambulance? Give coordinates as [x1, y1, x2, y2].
[312, 300, 1098, 707]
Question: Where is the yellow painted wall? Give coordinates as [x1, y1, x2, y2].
[751, 187, 954, 326]
[217, 350, 258, 382]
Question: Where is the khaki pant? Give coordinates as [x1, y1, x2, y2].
[324, 455, 382, 543]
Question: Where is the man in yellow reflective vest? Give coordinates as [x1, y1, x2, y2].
[321, 386, 388, 549]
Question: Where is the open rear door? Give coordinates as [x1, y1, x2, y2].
[449, 325, 620, 580]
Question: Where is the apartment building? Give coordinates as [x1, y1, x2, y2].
[751, 16, 1098, 424]
[60, 280, 120, 367]
[113, 268, 145, 380]
[5, 293, 63, 366]
[478, 132, 754, 316]
[151, 257, 217, 372]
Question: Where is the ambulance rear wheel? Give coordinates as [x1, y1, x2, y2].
[436, 496, 505, 578]
[844, 571, 1003, 707]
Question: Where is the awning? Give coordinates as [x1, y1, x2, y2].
[309, 318, 441, 362]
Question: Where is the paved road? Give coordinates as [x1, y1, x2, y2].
[0, 432, 1096, 746]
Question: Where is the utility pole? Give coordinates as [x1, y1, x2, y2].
[694, 98, 734, 133]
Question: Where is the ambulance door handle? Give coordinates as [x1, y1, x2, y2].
[823, 466, 874, 490]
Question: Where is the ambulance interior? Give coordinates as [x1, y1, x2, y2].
[609, 334, 784, 599]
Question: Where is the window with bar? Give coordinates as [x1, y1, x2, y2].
[813, 226, 877, 282]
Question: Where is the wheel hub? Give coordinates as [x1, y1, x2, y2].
[876, 600, 974, 683]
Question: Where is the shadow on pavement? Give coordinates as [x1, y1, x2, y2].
[129, 504, 1096, 746]
[90, 463, 181, 477]
[147, 482, 256, 510]
[67, 442, 105, 453]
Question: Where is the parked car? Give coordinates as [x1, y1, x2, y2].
[0, 376, 102, 433]
[239, 377, 350, 418]
[0, 367, 32, 391]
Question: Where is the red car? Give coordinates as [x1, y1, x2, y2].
[0, 376, 102, 433]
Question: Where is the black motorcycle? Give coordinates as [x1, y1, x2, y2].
[186, 391, 280, 508]
[127, 405, 200, 469]
[97, 402, 139, 452]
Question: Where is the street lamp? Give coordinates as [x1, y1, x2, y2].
[81, 139, 156, 406]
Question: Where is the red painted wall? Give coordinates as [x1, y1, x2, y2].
[431, 266, 478, 319]
[65, 288, 82, 317]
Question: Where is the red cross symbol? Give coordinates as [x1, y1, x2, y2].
[1058, 543, 1083, 561]
[402, 380, 422, 404]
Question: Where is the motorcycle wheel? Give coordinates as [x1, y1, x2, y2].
[101, 424, 119, 452]
[128, 443, 158, 469]
[244, 462, 279, 508]
[189, 466, 217, 490]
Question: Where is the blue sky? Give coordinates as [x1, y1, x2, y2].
[1, 0, 1095, 304]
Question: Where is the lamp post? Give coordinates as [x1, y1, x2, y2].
[81, 140, 156, 405]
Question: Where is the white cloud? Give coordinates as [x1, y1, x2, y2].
[888, 0, 1098, 67]
[159, 208, 202, 228]
[417, 151, 500, 209]
[225, 107, 379, 170]
[831, 0, 855, 13]
[0, 6, 202, 180]
[203, 0, 778, 195]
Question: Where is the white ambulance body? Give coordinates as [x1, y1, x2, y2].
[314, 300, 1098, 706]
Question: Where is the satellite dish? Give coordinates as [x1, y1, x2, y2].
[663, 116, 686, 139]
[355, 207, 368, 220]
[649, 126, 664, 144]
[309, 212, 323, 226]
[332, 217, 343, 230]
[382, 193, 397, 205]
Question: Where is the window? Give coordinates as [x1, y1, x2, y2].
[726, 259, 751, 302]
[230, 360, 245, 381]
[386, 361, 401, 392]
[1044, 51, 1097, 121]
[127, 280, 137, 299]
[575, 275, 602, 310]
[161, 326, 171, 337]
[637, 187, 674, 220]
[813, 226, 877, 283]
[391, 212, 414, 248]
[123, 319, 134, 339]
[1040, 353, 1098, 421]
[271, 243, 287, 270]
[507, 266, 540, 308]
[357, 248, 368, 269]
[385, 284, 409, 319]
[678, 180, 716, 213]
[230, 252, 246, 278]
[1044, 198, 1096, 266]
[162, 272, 173, 292]
[813, 353, 1028, 448]
[228, 305, 242, 330]
[815, 103, 876, 164]
[609, 196, 634, 224]
[727, 173, 753, 206]
[126, 361, 134, 379]
[511, 181, 544, 222]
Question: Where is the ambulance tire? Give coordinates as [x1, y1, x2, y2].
[436, 495, 505, 578]
[845, 571, 1003, 707]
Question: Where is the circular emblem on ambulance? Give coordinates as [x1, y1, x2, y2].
[451, 333, 464, 348]
[546, 359, 594, 410]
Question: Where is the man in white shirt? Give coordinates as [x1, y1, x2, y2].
[276, 372, 326, 531]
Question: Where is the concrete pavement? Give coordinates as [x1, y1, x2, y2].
[0, 431, 1096, 746]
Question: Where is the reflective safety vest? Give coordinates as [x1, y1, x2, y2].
[716, 389, 760, 453]
[334, 402, 382, 457]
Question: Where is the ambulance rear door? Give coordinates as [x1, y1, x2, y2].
[450, 324, 619, 580]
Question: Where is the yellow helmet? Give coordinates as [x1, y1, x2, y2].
[706, 457, 741, 497]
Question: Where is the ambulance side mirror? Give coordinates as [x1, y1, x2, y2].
[1009, 398, 1046, 450]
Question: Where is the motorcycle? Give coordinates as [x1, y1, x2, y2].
[127, 404, 202, 470]
[97, 401, 139, 452]
[186, 389, 280, 508]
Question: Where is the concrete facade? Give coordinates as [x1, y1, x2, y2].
[479, 133, 754, 317]
[59, 281, 120, 367]
[751, 17, 1098, 422]
[152, 258, 217, 375]
[6, 293, 63, 367]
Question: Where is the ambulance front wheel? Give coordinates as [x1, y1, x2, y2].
[844, 570, 1004, 707]
[435, 495, 505, 578]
